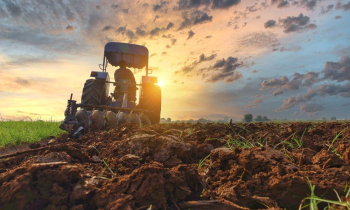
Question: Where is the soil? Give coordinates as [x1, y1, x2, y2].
[0, 122, 349, 210]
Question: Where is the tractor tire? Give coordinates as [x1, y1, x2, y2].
[81, 79, 107, 111]
[139, 84, 161, 124]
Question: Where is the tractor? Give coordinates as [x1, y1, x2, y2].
[59, 42, 161, 138]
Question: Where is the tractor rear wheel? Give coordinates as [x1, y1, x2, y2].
[81, 79, 107, 111]
[139, 84, 161, 124]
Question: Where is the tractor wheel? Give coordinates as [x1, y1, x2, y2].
[81, 79, 107, 111]
[140, 84, 161, 124]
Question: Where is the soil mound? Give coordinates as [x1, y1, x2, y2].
[0, 122, 349, 209]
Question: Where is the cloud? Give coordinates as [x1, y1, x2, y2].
[177, 0, 211, 10]
[237, 32, 279, 48]
[3, 0, 22, 17]
[15, 77, 30, 86]
[204, 56, 242, 83]
[211, 0, 241, 9]
[279, 13, 317, 33]
[65, 25, 75, 32]
[111, 4, 119, 8]
[300, 103, 324, 113]
[102, 25, 112, 31]
[166, 22, 174, 30]
[298, 0, 318, 10]
[199, 53, 217, 62]
[178, 53, 219, 75]
[322, 56, 350, 82]
[171, 38, 177, 45]
[261, 76, 289, 89]
[153, 1, 168, 12]
[179, 10, 213, 30]
[187, 30, 195, 39]
[334, 16, 342, 19]
[271, 0, 289, 8]
[264, 20, 276, 28]
[320, 4, 334, 15]
[336, 2, 350, 10]
[273, 88, 284, 96]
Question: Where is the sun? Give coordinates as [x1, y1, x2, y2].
[158, 79, 165, 87]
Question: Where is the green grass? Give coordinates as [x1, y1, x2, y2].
[0, 121, 65, 147]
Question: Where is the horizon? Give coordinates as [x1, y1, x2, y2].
[0, 0, 349, 121]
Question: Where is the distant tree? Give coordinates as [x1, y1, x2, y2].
[167, 118, 171, 123]
[262, 116, 268, 121]
[254, 115, 263, 122]
[243, 114, 253, 122]
[330, 117, 336, 120]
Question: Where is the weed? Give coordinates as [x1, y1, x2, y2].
[94, 147, 116, 178]
[299, 179, 350, 210]
[198, 154, 210, 169]
[327, 127, 348, 159]
[291, 128, 307, 149]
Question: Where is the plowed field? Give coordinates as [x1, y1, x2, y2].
[1, 122, 349, 210]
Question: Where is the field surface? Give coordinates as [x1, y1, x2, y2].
[0, 121, 64, 147]
[0, 122, 349, 209]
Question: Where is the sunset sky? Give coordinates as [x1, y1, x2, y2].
[0, 0, 349, 121]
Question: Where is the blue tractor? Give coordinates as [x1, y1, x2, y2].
[60, 42, 161, 138]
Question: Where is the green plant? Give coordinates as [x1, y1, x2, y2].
[299, 180, 350, 210]
[291, 128, 307, 149]
[94, 147, 116, 178]
[198, 155, 210, 169]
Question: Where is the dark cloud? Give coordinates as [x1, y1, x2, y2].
[211, 0, 241, 9]
[199, 53, 217, 62]
[177, 0, 211, 10]
[153, 1, 168, 12]
[111, 4, 119, 8]
[298, 0, 318, 10]
[65, 25, 75, 32]
[166, 22, 174, 30]
[171, 38, 177, 45]
[261, 76, 289, 89]
[320, 4, 334, 15]
[264, 20, 276, 28]
[14, 77, 30, 86]
[334, 16, 342, 19]
[116, 26, 127, 33]
[322, 56, 350, 82]
[96, 5, 101, 9]
[4, 0, 22, 17]
[161, 51, 167, 56]
[150, 53, 157, 57]
[271, 0, 289, 8]
[135, 27, 146, 37]
[262, 72, 319, 91]
[102, 25, 111, 31]
[122, 8, 129, 13]
[166, 44, 171, 49]
[179, 11, 213, 30]
[126, 30, 135, 40]
[204, 57, 242, 83]
[154, 15, 159, 22]
[149, 22, 175, 37]
[187, 30, 195, 39]
[300, 103, 324, 113]
[336, 2, 350, 10]
[273, 88, 284, 96]
[279, 13, 317, 33]
[205, 35, 212, 39]
[252, 70, 258, 73]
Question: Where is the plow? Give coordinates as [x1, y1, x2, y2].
[59, 42, 161, 138]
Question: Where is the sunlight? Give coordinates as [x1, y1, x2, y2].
[157, 79, 165, 87]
